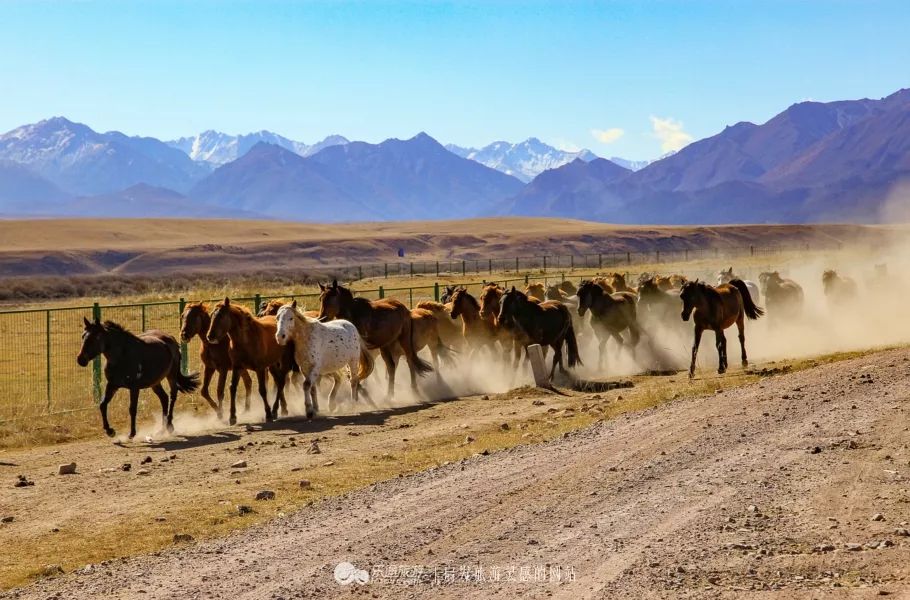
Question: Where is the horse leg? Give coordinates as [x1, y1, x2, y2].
[199, 365, 218, 413]
[127, 387, 140, 440]
[349, 360, 360, 403]
[308, 372, 321, 418]
[301, 377, 312, 419]
[215, 368, 227, 420]
[227, 369, 240, 426]
[553, 341, 567, 377]
[737, 314, 748, 368]
[716, 329, 727, 375]
[597, 331, 608, 371]
[689, 325, 704, 379]
[269, 367, 288, 418]
[99, 382, 117, 437]
[151, 383, 169, 434]
[240, 369, 253, 412]
[256, 369, 272, 422]
[328, 371, 342, 405]
[380, 347, 396, 400]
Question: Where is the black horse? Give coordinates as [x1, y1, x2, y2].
[498, 287, 582, 380]
[576, 280, 642, 370]
[77, 317, 199, 438]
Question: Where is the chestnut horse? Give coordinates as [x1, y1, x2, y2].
[451, 286, 506, 356]
[415, 300, 465, 352]
[317, 280, 432, 398]
[206, 298, 291, 424]
[180, 302, 252, 418]
[525, 282, 547, 301]
[498, 287, 582, 380]
[477, 283, 529, 366]
[679, 279, 764, 379]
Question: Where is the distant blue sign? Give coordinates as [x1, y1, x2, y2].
[398, 248, 405, 258]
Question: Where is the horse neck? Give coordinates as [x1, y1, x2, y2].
[195, 311, 213, 344]
[225, 307, 256, 346]
[102, 329, 138, 363]
[290, 312, 314, 345]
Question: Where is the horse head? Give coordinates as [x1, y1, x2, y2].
[206, 298, 234, 344]
[77, 316, 104, 367]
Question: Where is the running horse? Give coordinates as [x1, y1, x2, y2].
[317, 280, 432, 398]
[77, 318, 199, 438]
[679, 279, 764, 379]
[206, 298, 292, 424]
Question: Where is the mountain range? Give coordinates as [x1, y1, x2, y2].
[1, 88, 908, 224]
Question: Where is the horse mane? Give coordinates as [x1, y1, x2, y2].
[102, 320, 132, 334]
[578, 280, 605, 297]
[416, 300, 446, 311]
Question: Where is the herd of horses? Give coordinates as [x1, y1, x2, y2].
[76, 265, 866, 439]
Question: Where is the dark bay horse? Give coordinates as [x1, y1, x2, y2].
[180, 302, 252, 418]
[680, 279, 764, 379]
[498, 287, 581, 380]
[77, 318, 199, 439]
[822, 269, 858, 305]
[206, 298, 291, 424]
[637, 278, 682, 327]
[576, 280, 642, 369]
[317, 280, 432, 398]
[758, 271, 804, 319]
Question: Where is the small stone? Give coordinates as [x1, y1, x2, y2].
[307, 440, 322, 455]
[244, 424, 255, 433]
[141, 456, 152, 465]
[57, 463, 77, 475]
[465, 436, 475, 443]
[322, 460, 335, 466]
[845, 543, 863, 551]
[120, 463, 131, 472]
[527, 538, 539, 545]
[894, 528, 910, 537]
[237, 505, 254, 515]
[154, 516, 166, 522]
[872, 513, 885, 522]
[230, 460, 247, 469]
[14, 475, 34, 488]
[136, 469, 151, 476]
[39, 564, 64, 577]
[500, 422, 510, 431]
[255, 490, 275, 501]
[173, 533, 194, 543]
[532, 400, 545, 406]
[1, 516, 13, 523]
[809, 446, 822, 454]
[747, 505, 759, 513]
[299, 480, 312, 489]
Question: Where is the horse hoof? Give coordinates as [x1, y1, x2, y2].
[104, 428, 116, 438]
[166, 423, 175, 434]
[306, 411, 315, 420]
[128, 433, 136, 440]
[229, 416, 237, 426]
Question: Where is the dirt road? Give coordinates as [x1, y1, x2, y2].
[5, 349, 910, 599]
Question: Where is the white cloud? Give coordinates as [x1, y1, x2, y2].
[590, 127, 625, 145]
[650, 116, 693, 152]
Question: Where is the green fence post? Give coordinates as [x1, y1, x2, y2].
[598, 253, 603, 269]
[435, 261, 439, 277]
[525, 274, 529, 285]
[656, 250, 660, 263]
[384, 263, 388, 278]
[626, 251, 631, 265]
[515, 257, 519, 272]
[570, 255, 574, 269]
[92, 302, 102, 403]
[358, 265, 363, 280]
[45, 309, 51, 412]
[379, 285, 385, 299]
[462, 260, 466, 276]
[488, 258, 492, 274]
[409, 288, 413, 306]
[141, 303, 147, 332]
[179, 298, 188, 375]
[750, 245, 754, 256]
[685, 248, 689, 261]
[543, 256, 547, 272]
[252, 293, 261, 314]
[410, 262, 414, 277]
[434, 282, 440, 301]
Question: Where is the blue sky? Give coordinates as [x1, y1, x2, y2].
[0, 0, 907, 160]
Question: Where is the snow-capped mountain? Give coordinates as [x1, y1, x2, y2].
[445, 138, 599, 182]
[0, 117, 207, 195]
[167, 131, 349, 165]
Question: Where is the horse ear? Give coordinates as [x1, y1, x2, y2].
[291, 299, 297, 308]
[83, 316, 91, 327]
[511, 286, 516, 292]
[223, 297, 230, 306]
[332, 279, 338, 288]
[318, 282, 325, 291]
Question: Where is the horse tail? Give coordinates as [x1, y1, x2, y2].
[357, 339, 374, 381]
[730, 279, 764, 320]
[565, 324, 583, 368]
[405, 312, 434, 376]
[174, 371, 200, 394]
[436, 337, 458, 367]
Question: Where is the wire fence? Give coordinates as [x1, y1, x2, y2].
[0, 243, 826, 424]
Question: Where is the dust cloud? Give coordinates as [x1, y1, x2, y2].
[138, 237, 910, 441]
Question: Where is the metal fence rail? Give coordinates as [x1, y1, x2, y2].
[0, 243, 826, 423]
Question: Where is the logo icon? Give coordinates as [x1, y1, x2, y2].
[334, 561, 370, 585]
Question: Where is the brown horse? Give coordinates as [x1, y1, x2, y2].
[259, 299, 320, 319]
[591, 276, 615, 294]
[180, 302, 252, 418]
[415, 301, 465, 351]
[637, 278, 682, 327]
[405, 308, 456, 373]
[450, 286, 505, 356]
[605, 272, 634, 293]
[206, 298, 291, 424]
[822, 270, 858, 304]
[576, 280, 642, 369]
[758, 272, 804, 319]
[477, 283, 528, 364]
[679, 279, 763, 379]
[525, 282, 546, 301]
[498, 287, 582, 380]
[545, 283, 569, 301]
[558, 280, 578, 296]
[317, 280, 432, 398]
